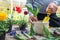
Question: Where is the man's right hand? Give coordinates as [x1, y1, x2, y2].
[29, 15, 38, 24]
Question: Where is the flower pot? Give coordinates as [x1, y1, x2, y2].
[0, 31, 6, 40]
[33, 21, 49, 35]
[7, 23, 12, 33]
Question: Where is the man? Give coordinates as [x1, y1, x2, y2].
[27, 0, 60, 27]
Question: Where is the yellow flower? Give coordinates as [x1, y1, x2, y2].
[0, 12, 7, 21]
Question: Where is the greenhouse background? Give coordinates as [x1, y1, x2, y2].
[0, 0, 60, 40]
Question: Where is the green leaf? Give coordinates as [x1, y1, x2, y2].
[36, 5, 40, 14]
[26, 5, 33, 13]
[33, 5, 40, 17]
[26, 5, 40, 17]
[56, 14, 60, 18]
[14, 34, 25, 40]
[43, 25, 51, 38]
[23, 32, 32, 38]
[29, 25, 35, 36]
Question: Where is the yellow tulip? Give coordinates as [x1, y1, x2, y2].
[0, 12, 7, 21]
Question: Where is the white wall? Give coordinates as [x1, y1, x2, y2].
[0, 0, 10, 8]
[0, 0, 27, 8]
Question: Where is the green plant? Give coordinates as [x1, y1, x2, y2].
[43, 25, 51, 38]
[0, 11, 9, 36]
[0, 20, 9, 36]
[56, 13, 60, 18]
[43, 25, 59, 40]
[17, 13, 28, 29]
[29, 25, 35, 36]
[18, 20, 27, 27]
[26, 5, 40, 17]
[14, 34, 25, 40]
[13, 6, 29, 30]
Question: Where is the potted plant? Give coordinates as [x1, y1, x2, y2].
[6, 18, 12, 33]
[14, 6, 28, 30]
[5, 8, 13, 33]
[18, 20, 27, 30]
[0, 12, 9, 40]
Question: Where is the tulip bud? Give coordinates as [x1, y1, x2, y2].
[24, 11, 28, 15]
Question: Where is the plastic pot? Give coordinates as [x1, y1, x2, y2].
[33, 21, 49, 35]
[19, 24, 27, 30]
[0, 31, 6, 40]
[7, 23, 12, 33]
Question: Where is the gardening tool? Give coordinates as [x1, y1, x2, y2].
[43, 8, 51, 29]
[43, 8, 51, 22]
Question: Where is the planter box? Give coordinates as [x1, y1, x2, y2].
[33, 21, 49, 35]
[0, 31, 6, 40]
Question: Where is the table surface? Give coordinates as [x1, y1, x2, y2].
[5, 25, 46, 40]
[5, 34, 46, 40]
[5, 25, 60, 40]
[5, 25, 27, 40]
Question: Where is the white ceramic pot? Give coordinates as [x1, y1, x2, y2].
[33, 21, 49, 35]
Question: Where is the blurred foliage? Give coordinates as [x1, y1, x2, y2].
[0, 19, 9, 36]
[0, 7, 11, 36]
[26, 5, 40, 17]
[56, 6, 60, 18]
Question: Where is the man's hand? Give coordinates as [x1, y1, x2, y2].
[29, 15, 38, 24]
[46, 3, 58, 13]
